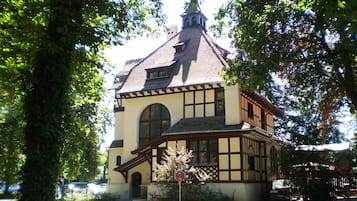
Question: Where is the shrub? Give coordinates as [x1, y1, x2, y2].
[150, 183, 232, 201]
[90, 192, 120, 201]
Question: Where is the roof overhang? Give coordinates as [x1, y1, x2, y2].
[113, 127, 282, 181]
[117, 82, 223, 99]
[241, 91, 283, 117]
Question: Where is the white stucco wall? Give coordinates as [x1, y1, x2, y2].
[224, 85, 241, 125]
[120, 93, 184, 161]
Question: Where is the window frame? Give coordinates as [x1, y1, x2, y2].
[261, 109, 267, 130]
[215, 88, 225, 116]
[147, 69, 169, 80]
[183, 88, 225, 118]
[116, 155, 122, 166]
[139, 104, 170, 146]
[247, 102, 254, 119]
[188, 139, 218, 165]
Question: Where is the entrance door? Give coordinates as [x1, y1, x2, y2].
[131, 172, 142, 198]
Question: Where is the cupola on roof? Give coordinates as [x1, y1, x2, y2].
[181, 0, 207, 31]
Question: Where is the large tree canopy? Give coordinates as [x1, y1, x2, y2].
[0, 0, 164, 200]
[213, 0, 356, 116]
[213, 1, 356, 198]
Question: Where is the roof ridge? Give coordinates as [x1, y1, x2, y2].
[200, 29, 229, 70]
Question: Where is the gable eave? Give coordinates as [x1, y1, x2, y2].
[117, 82, 223, 99]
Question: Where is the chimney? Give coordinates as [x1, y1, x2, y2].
[166, 25, 178, 39]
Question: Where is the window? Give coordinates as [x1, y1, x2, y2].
[139, 104, 170, 146]
[192, 16, 197, 25]
[148, 70, 168, 80]
[157, 147, 166, 163]
[189, 139, 217, 165]
[184, 18, 190, 27]
[248, 145, 255, 170]
[215, 89, 225, 116]
[248, 102, 254, 119]
[183, 88, 225, 118]
[248, 156, 255, 170]
[270, 147, 278, 177]
[261, 109, 267, 130]
[159, 71, 168, 77]
[116, 155, 121, 166]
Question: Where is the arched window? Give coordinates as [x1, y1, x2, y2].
[139, 104, 170, 146]
[116, 155, 121, 166]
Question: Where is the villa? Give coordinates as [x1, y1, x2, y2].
[107, 1, 283, 201]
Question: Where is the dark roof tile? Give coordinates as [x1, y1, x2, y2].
[117, 27, 228, 94]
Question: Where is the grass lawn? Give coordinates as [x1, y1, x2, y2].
[0, 192, 17, 199]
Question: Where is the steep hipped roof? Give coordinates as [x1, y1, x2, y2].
[111, 58, 142, 90]
[117, 26, 229, 94]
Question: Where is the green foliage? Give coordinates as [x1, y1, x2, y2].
[59, 49, 105, 181]
[213, 0, 357, 117]
[90, 192, 120, 201]
[150, 183, 232, 201]
[272, 86, 346, 144]
[0, 0, 164, 200]
[0, 102, 25, 194]
[278, 144, 357, 201]
[213, 2, 356, 200]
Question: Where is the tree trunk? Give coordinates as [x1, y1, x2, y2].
[20, 1, 82, 200]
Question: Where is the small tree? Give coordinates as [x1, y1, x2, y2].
[154, 146, 210, 183]
[151, 146, 232, 201]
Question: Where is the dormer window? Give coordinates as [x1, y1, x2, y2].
[145, 60, 176, 80]
[174, 40, 189, 53]
[147, 69, 168, 80]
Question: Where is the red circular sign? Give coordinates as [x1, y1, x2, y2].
[175, 170, 185, 182]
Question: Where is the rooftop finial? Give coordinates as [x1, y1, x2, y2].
[186, 0, 200, 12]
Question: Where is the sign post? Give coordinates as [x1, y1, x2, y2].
[175, 170, 185, 201]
